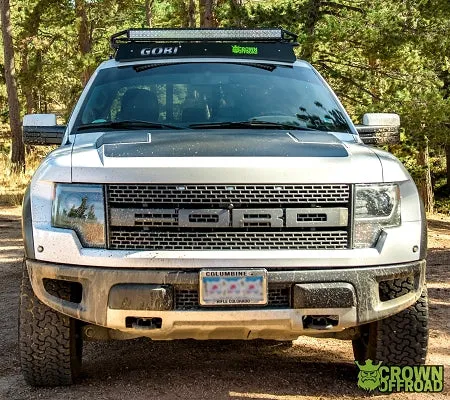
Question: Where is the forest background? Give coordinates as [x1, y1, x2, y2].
[0, 0, 449, 213]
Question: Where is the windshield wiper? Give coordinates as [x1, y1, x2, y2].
[189, 121, 314, 130]
[76, 120, 185, 131]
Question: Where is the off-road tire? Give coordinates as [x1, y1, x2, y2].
[19, 261, 83, 386]
[352, 285, 428, 365]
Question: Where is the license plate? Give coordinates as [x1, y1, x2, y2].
[199, 269, 268, 306]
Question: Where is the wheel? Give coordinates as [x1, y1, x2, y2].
[18, 261, 83, 386]
[352, 286, 428, 365]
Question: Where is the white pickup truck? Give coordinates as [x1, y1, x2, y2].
[19, 28, 428, 386]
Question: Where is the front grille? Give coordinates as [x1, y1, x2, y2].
[107, 184, 350, 206]
[175, 284, 291, 310]
[268, 285, 291, 307]
[109, 230, 348, 250]
[106, 184, 351, 251]
[175, 289, 199, 310]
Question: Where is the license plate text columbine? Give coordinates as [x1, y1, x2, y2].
[199, 269, 268, 306]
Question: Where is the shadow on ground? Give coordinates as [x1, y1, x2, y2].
[8, 339, 366, 400]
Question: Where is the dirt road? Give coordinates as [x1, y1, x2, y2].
[0, 206, 448, 400]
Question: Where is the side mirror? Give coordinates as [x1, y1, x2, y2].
[355, 113, 400, 145]
[23, 114, 66, 145]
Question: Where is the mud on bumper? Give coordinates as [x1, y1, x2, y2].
[27, 260, 426, 340]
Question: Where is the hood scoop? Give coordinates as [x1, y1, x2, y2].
[95, 131, 150, 148]
[286, 131, 344, 144]
[99, 130, 349, 158]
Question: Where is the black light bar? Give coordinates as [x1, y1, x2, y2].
[111, 28, 298, 49]
[114, 42, 297, 63]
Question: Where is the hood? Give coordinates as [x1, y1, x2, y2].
[94, 130, 349, 158]
[70, 129, 386, 184]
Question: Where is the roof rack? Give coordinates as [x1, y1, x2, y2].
[111, 28, 298, 49]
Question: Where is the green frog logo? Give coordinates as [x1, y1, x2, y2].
[355, 359, 382, 391]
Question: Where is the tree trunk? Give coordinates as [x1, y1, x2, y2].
[199, 0, 205, 27]
[368, 55, 380, 103]
[229, 0, 243, 27]
[446, 144, 450, 191]
[145, 0, 153, 27]
[301, 0, 322, 61]
[19, 1, 43, 114]
[21, 53, 36, 114]
[199, 0, 215, 28]
[0, 0, 25, 172]
[188, 0, 196, 27]
[417, 139, 434, 213]
[75, 0, 93, 86]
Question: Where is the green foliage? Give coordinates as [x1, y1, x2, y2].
[0, 0, 448, 203]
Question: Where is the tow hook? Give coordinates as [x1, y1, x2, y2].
[303, 315, 339, 330]
[125, 317, 162, 329]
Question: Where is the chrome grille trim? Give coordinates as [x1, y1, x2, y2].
[110, 208, 179, 227]
[109, 207, 349, 228]
[109, 230, 348, 250]
[107, 184, 350, 205]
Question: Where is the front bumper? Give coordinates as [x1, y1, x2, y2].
[27, 259, 426, 340]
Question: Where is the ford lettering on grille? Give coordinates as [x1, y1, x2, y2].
[106, 184, 350, 250]
[109, 207, 348, 228]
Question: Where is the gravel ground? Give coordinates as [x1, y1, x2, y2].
[0, 206, 448, 400]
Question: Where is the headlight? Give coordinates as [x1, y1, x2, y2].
[52, 184, 106, 248]
[353, 184, 401, 248]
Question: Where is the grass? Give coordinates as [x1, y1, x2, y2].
[0, 145, 54, 206]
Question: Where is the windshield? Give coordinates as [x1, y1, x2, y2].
[73, 62, 352, 133]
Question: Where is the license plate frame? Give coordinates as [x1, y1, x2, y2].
[199, 269, 268, 306]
